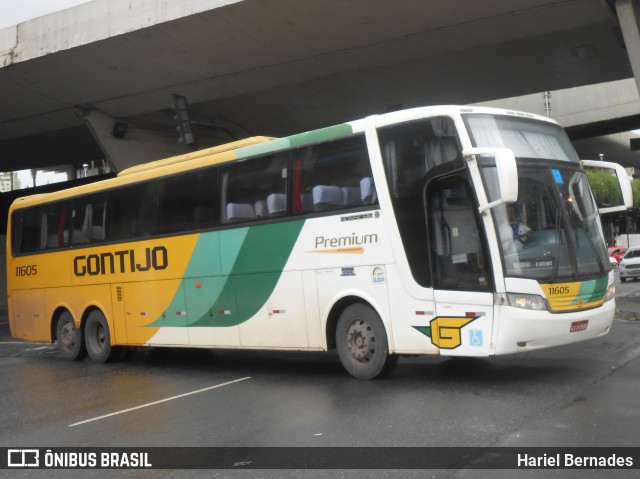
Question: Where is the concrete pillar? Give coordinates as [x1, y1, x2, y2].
[617, 0, 640, 95]
[83, 109, 188, 173]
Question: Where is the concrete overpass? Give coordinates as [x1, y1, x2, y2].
[1, 0, 640, 175]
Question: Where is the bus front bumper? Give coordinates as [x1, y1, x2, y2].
[493, 299, 615, 355]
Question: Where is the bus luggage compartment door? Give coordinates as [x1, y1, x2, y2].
[11, 289, 48, 342]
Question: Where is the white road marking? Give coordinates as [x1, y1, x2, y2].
[69, 376, 251, 427]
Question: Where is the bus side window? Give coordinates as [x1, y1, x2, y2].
[40, 201, 71, 250]
[12, 207, 40, 255]
[219, 153, 288, 225]
[107, 183, 156, 241]
[292, 134, 374, 214]
[157, 168, 217, 234]
[378, 117, 462, 288]
[72, 195, 107, 244]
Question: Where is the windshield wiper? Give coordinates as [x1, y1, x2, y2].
[551, 208, 562, 283]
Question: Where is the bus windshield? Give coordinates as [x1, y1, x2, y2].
[465, 113, 609, 281]
[464, 113, 580, 163]
[484, 165, 608, 280]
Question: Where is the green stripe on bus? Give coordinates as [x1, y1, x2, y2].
[235, 138, 290, 159]
[192, 220, 304, 327]
[234, 124, 353, 159]
[574, 277, 608, 304]
[287, 124, 353, 148]
[149, 220, 304, 328]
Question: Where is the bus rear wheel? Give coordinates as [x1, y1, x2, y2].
[84, 310, 118, 363]
[56, 311, 86, 361]
[336, 304, 398, 379]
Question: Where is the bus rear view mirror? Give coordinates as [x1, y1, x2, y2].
[464, 147, 518, 213]
[581, 159, 633, 213]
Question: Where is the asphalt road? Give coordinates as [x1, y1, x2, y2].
[1, 288, 640, 478]
[614, 268, 640, 319]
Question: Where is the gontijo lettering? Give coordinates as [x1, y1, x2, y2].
[73, 246, 168, 276]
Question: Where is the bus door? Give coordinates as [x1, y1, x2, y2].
[425, 172, 494, 356]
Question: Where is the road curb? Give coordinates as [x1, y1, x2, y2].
[617, 310, 639, 321]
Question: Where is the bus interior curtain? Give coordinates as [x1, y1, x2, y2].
[382, 141, 399, 198]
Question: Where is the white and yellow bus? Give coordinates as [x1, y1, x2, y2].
[6, 106, 624, 379]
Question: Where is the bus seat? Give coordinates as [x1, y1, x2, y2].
[46, 235, 59, 248]
[254, 200, 268, 218]
[226, 203, 256, 223]
[267, 193, 286, 216]
[40, 213, 48, 250]
[81, 204, 93, 243]
[91, 226, 105, 241]
[71, 230, 85, 243]
[341, 187, 361, 206]
[312, 185, 342, 210]
[360, 177, 377, 204]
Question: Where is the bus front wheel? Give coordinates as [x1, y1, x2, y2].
[56, 311, 86, 361]
[336, 304, 398, 379]
[84, 310, 118, 363]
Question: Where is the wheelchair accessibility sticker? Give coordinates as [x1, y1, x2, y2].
[469, 329, 483, 347]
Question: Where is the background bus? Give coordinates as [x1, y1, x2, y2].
[7, 106, 621, 379]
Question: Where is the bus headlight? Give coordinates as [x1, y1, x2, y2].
[495, 293, 547, 310]
[605, 284, 615, 302]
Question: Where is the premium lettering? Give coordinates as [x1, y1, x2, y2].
[315, 233, 378, 249]
[73, 246, 168, 276]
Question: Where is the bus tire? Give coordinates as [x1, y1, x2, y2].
[336, 304, 398, 379]
[84, 310, 117, 363]
[56, 311, 86, 361]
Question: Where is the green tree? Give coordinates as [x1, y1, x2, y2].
[632, 178, 640, 207]
[586, 169, 623, 208]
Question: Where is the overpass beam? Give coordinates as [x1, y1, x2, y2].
[617, 0, 640, 95]
[83, 109, 185, 173]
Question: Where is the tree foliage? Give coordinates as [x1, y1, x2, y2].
[632, 178, 640, 207]
[585, 169, 623, 208]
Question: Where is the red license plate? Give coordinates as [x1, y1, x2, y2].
[570, 320, 589, 332]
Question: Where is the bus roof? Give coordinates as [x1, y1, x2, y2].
[118, 136, 275, 176]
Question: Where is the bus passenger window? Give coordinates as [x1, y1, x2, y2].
[292, 135, 375, 214]
[378, 117, 462, 288]
[40, 202, 71, 250]
[157, 168, 217, 234]
[107, 183, 156, 241]
[11, 208, 40, 255]
[72, 195, 106, 244]
[219, 153, 288, 225]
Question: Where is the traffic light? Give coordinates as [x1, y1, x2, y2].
[172, 94, 195, 146]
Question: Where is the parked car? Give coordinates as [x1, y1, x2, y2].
[619, 247, 640, 282]
[608, 246, 628, 264]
